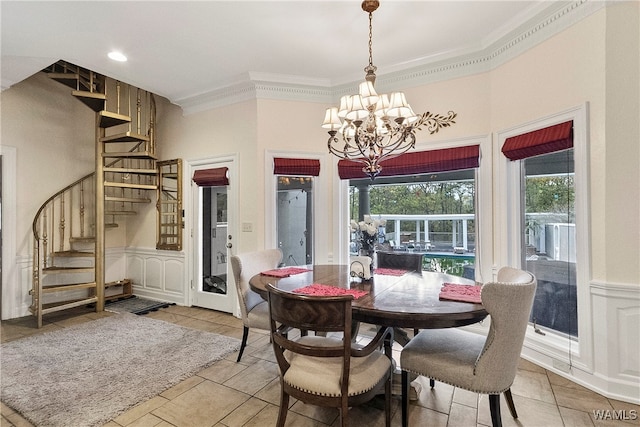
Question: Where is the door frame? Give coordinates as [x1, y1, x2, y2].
[185, 154, 239, 316]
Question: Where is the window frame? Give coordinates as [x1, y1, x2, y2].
[265, 151, 330, 264]
[495, 103, 592, 372]
[336, 135, 493, 285]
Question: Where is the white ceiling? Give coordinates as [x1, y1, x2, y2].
[2, 1, 567, 109]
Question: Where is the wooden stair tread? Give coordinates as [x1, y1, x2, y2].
[99, 111, 131, 128]
[69, 236, 96, 243]
[43, 266, 94, 273]
[102, 151, 157, 159]
[104, 167, 158, 175]
[36, 297, 99, 315]
[105, 210, 137, 215]
[52, 250, 94, 258]
[104, 182, 157, 190]
[47, 72, 79, 89]
[72, 90, 106, 112]
[101, 132, 150, 143]
[105, 196, 152, 203]
[40, 282, 97, 293]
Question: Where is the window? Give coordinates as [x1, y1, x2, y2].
[502, 119, 581, 339]
[523, 149, 577, 337]
[273, 158, 319, 267]
[348, 168, 477, 278]
[277, 177, 313, 266]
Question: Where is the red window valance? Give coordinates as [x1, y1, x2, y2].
[502, 121, 573, 161]
[192, 167, 229, 187]
[273, 157, 320, 176]
[337, 145, 480, 180]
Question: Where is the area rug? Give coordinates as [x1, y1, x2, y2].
[105, 295, 175, 314]
[1, 313, 241, 427]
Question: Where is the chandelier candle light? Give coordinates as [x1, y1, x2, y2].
[322, 0, 457, 179]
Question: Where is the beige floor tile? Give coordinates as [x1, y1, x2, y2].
[222, 359, 280, 395]
[404, 404, 449, 427]
[413, 377, 454, 414]
[159, 375, 205, 400]
[151, 381, 249, 427]
[290, 400, 339, 425]
[219, 397, 270, 427]
[452, 387, 478, 408]
[125, 412, 167, 427]
[477, 393, 563, 427]
[244, 404, 324, 427]
[553, 383, 613, 413]
[512, 369, 557, 404]
[448, 401, 479, 426]
[518, 358, 548, 373]
[253, 378, 285, 407]
[197, 359, 249, 384]
[559, 406, 596, 426]
[113, 396, 170, 426]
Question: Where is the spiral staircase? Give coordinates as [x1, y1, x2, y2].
[30, 60, 158, 327]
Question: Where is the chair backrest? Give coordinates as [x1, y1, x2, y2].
[376, 251, 423, 272]
[474, 266, 537, 391]
[266, 284, 353, 397]
[230, 249, 283, 322]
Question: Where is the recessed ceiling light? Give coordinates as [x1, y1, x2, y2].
[108, 51, 127, 62]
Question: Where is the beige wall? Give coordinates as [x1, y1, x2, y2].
[3, 4, 638, 286]
[1, 72, 96, 255]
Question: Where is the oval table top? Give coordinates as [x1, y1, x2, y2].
[249, 264, 488, 330]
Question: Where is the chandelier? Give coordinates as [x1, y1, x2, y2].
[322, 0, 457, 179]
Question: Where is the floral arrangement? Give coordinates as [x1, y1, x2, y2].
[350, 215, 386, 256]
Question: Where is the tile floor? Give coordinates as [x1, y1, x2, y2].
[1, 304, 638, 427]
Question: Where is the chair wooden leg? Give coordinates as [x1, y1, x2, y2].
[385, 371, 392, 427]
[276, 391, 289, 427]
[401, 370, 409, 427]
[489, 394, 502, 427]
[236, 326, 249, 362]
[504, 388, 518, 419]
[341, 400, 349, 427]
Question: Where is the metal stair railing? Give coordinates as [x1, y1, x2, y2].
[31, 64, 157, 327]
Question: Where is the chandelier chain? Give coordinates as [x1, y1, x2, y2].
[368, 11, 374, 68]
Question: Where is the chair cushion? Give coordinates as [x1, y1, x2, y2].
[284, 336, 391, 397]
[401, 328, 495, 393]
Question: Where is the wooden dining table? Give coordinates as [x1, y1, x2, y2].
[249, 264, 488, 345]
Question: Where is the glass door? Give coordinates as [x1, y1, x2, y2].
[192, 162, 236, 313]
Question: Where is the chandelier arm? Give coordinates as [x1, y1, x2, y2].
[414, 111, 458, 135]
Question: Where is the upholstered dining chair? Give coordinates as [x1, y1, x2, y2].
[229, 248, 283, 362]
[266, 283, 393, 427]
[376, 251, 423, 272]
[400, 266, 537, 427]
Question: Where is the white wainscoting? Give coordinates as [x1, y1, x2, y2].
[125, 247, 187, 305]
[519, 280, 640, 404]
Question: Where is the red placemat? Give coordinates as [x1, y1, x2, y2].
[374, 268, 408, 276]
[260, 267, 311, 278]
[292, 283, 368, 299]
[439, 283, 482, 304]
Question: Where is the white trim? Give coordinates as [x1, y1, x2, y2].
[494, 103, 595, 376]
[178, 1, 605, 114]
[1, 145, 18, 320]
[184, 154, 239, 316]
[264, 150, 330, 264]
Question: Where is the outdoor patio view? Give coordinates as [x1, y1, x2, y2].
[349, 169, 476, 278]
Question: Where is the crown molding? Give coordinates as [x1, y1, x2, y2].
[178, 0, 605, 115]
